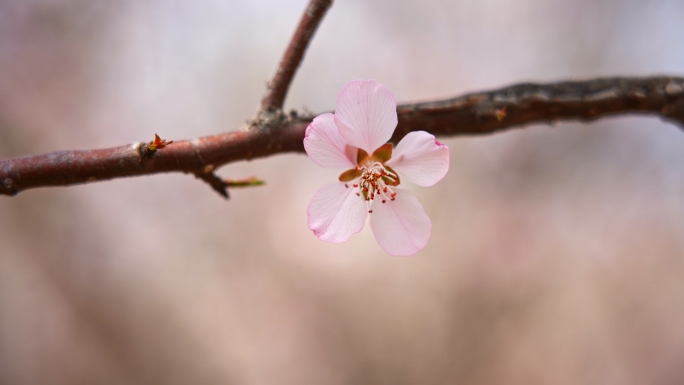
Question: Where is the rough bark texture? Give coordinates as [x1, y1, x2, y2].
[2, 76, 684, 197]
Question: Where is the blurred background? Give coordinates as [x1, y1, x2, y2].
[2, 0, 684, 384]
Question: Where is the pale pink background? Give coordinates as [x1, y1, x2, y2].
[2, 0, 684, 384]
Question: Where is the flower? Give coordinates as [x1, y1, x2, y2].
[304, 80, 449, 256]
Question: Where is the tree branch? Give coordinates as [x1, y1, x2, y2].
[175, 0, 331, 197]
[2, 76, 684, 197]
[259, 0, 333, 114]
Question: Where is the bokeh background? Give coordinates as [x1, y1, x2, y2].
[2, 0, 684, 384]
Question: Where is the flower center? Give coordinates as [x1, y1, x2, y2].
[345, 162, 400, 213]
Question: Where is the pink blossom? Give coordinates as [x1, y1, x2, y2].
[304, 80, 449, 256]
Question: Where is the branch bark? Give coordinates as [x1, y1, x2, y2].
[2, 76, 684, 197]
[188, 0, 332, 196]
[259, 0, 333, 114]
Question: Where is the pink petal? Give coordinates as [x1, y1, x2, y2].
[304, 113, 357, 169]
[334, 79, 398, 154]
[386, 131, 449, 187]
[307, 182, 367, 243]
[369, 189, 431, 256]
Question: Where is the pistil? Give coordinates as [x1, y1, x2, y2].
[355, 162, 399, 213]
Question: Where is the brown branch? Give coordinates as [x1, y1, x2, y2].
[194, 170, 231, 199]
[2, 76, 684, 197]
[259, 0, 333, 114]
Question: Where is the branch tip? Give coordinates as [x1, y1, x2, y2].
[225, 177, 266, 188]
[193, 172, 266, 199]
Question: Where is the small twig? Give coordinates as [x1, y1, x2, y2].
[224, 177, 265, 188]
[194, 171, 231, 199]
[2, 76, 684, 197]
[192, 173, 266, 199]
[258, 0, 333, 115]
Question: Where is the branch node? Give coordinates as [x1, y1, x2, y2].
[136, 142, 154, 163]
[2, 178, 17, 196]
[665, 82, 684, 96]
[147, 134, 173, 151]
[194, 171, 230, 199]
[249, 108, 289, 132]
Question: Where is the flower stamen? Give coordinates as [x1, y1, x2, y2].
[348, 161, 400, 213]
